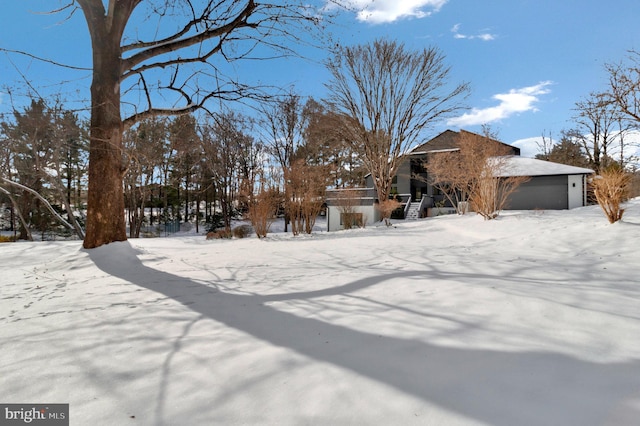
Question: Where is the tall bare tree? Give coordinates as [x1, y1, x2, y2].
[169, 114, 201, 222]
[259, 92, 307, 232]
[200, 111, 256, 231]
[569, 92, 624, 172]
[43, 0, 334, 248]
[604, 52, 640, 168]
[123, 118, 166, 238]
[606, 51, 640, 124]
[325, 38, 469, 221]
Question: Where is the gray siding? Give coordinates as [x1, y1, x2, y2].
[394, 159, 411, 195]
[506, 175, 568, 210]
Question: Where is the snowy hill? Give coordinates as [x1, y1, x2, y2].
[1, 201, 640, 425]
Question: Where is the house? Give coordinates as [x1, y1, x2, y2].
[492, 156, 594, 210]
[325, 187, 379, 232]
[326, 129, 594, 231]
[384, 130, 521, 212]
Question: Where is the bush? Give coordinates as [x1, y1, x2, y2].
[249, 188, 279, 238]
[232, 225, 253, 239]
[592, 167, 631, 223]
[378, 199, 402, 226]
[205, 229, 232, 240]
[0, 235, 15, 243]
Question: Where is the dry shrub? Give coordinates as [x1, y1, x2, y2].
[471, 173, 530, 220]
[249, 188, 280, 238]
[378, 199, 402, 226]
[593, 167, 631, 223]
[232, 225, 253, 239]
[286, 160, 328, 235]
[342, 212, 366, 229]
[0, 235, 15, 243]
[206, 229, 232, 240]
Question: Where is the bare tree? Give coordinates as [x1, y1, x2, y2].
[33, 0, 335, 248]
[325, 38, 469, 222]
[235, 128, 264, 216]
[535, 130, 554, 160]
[200, 111, 255, 231]
[569, 92, 624, 172]
[259, 92, 309, 233]
[123, 118, 166, 238]
[169, 114, 201, 223]
[606, 51, 640, 124]
[427, 129, 529, 219]
[426, 148, 472, 214]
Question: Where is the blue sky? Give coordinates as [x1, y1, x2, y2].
[2, 0, 640, 157]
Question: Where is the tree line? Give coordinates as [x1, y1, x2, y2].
[0, 93, 368, 240]
[3, 42, 640, 239]
[3, 0, 640, 244]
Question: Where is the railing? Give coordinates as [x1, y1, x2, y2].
[394, 194, 412, 218]
[417, 195, 429, 216]
[404, 199, 412, 218]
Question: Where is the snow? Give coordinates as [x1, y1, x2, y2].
[1, 201, 640, 425]
[493, 156, 594, 177]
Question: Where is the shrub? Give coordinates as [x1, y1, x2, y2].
[249, 188, 279, 238]
[205, 229, 232, 240]
[232, 225, 253, 239]
[0, 235, 15, 243]
[378, 199, 402, 226]
[592, 167, 631, 223]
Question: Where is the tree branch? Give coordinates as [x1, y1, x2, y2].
[0, 48, 91, 71]
[121, 0, 257, 75]
[0, 177, 81, 236]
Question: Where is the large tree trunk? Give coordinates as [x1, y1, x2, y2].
[83, 79, 127, 248]
[81, 3, 128, 249]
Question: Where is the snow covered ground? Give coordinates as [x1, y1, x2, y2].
[1, 201, 640, 425]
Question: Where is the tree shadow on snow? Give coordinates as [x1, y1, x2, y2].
[88, 242, 640, 426]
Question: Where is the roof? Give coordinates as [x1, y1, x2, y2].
[408, 148, 459, 156]
[492, 156, 594, 177]
[410, 129, 521, 156]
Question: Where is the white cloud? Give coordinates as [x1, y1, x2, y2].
[447, 81, 553, 127]
[451, 23, 496, 41]
[511, 136, 545, 158]
[342, 0, 448, 24]
[511, 130, 640, 162]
